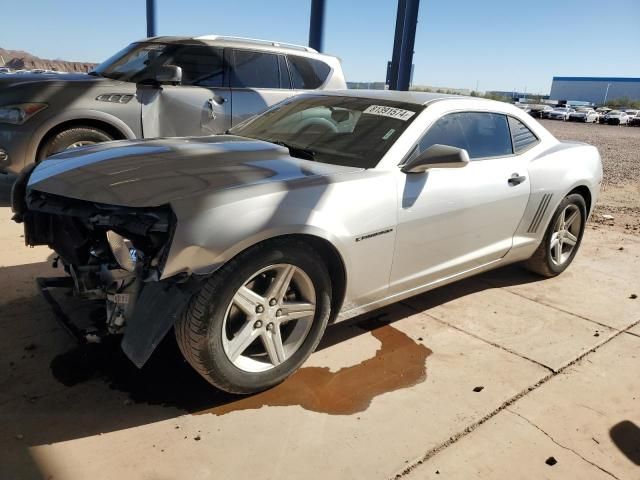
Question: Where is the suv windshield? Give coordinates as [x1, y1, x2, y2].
[229, 95, 423, 168]
[92, 42, 224, 85]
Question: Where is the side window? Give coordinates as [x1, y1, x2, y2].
[418, 114, 469, 154]
[232, 50, 280, 89]
[169, 46, 224, 87]
[508, 117, 539, 153]
[418, 112, 513, 160]
[287, 55, 331, 89]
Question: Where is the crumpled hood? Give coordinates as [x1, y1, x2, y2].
[27, 135, 360, 207]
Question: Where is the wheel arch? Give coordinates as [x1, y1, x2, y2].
[36, 118, 129, 161]
[27, 109, 137, 165]
[207, 232, 348, 321]
[276, 233, 347, 319]
[567, 185, 592, 215]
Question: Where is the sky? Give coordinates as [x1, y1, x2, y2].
[2, 0, 639, 94]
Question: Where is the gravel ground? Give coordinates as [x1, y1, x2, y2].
[541, 119, 640, 233]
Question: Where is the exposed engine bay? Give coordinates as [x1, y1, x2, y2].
[12, 169, 175, 339]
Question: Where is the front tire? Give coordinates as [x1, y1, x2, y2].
[175, 239, 332, 394]
[523, 194, 586, 277]
[38, 127, 113, 161]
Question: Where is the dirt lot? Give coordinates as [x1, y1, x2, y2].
[541, 120, 640, 232]
[1, 123, 639, 479]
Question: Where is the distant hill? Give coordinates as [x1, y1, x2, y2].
[0, 47, 97, 72]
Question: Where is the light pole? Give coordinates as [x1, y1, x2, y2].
[603, 83, 612, 105]
[146, 0, 156, 38]
[308, 0, 326, 52]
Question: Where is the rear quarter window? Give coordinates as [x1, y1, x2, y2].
[232, 50, 280, 89]
[287, 55, 331, 89]
[508, 117, 539, 153]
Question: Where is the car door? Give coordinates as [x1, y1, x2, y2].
[389, 112, 532, 295]
[139, 44, 231, 138]
[229, 49, 296, 126]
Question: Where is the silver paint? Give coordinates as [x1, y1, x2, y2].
[25, 91, 603, 323]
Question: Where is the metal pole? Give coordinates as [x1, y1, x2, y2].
[309, 0, 326, 52]
[389, 0, 407, 90]
[397, 0, 420, 91]
[146, 0, 157, 38]
[603, 83, 611, 105]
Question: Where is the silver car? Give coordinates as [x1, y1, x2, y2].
[0, 35, 346, 173]
[547, 106, 575, 120]
[567, 108, 598, 123]
[603, 110, 630, 125]
[12, 91, 602, 394]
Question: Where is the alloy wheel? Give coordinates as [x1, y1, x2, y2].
[549, 204, 582, 266]
[221, 263, 317, 373]
[66, 141, 96, 150]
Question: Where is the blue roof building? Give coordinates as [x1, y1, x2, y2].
[550, 77, 640, 105]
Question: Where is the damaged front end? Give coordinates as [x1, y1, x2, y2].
[12, 168, 197, 367]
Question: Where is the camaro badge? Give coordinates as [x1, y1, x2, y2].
[355, 228, 394, 242]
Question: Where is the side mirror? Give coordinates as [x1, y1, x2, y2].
[153, 65, 182, 85]
[401, 144, 470, 174]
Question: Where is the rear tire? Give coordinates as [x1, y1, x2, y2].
[37, 127, 113, 161]
[523, 194, 586, 278]
[175, 239, 332, 394]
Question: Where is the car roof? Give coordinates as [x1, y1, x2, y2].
[311, 89, 461, 105]
[141, 35, 334, 58]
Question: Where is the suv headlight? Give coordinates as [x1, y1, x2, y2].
[0, 103, 48, 125]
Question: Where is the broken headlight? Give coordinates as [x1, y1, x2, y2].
[106, 230, 139, 272]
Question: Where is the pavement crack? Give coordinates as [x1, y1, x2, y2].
[392, 315, 640, 479]
[479, 278, 619, 332]
[506, 408, 620, 480]
[400, 301, 555, 373]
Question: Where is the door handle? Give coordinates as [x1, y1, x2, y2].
[210, 94, 226, 105]
[508, 173, 527, 186]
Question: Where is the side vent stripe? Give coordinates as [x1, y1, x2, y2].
[528, 194, 552, 233]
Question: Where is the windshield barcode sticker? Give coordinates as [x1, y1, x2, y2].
[363, 105, 416, 121]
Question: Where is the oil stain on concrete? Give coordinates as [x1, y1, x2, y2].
[49, 308, 431, 420]
[201, 320, 432, 416]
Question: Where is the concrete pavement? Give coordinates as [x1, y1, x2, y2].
[1, 173, 639, 479]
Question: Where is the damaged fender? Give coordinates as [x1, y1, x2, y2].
[121, 276, 203, 368]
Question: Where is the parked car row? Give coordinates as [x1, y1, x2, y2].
[520, 104, 640, 126]
[600, 109, 639, 125]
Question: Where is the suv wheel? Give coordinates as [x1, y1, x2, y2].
[38, 127, 113, 161]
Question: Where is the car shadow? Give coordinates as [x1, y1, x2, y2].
[0, 258, 546, 450]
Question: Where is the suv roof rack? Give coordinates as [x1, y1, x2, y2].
[194, 35, 317, 53]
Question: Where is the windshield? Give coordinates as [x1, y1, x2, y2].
[229, 95, 423, 168]
[92, 42, 224, 85]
